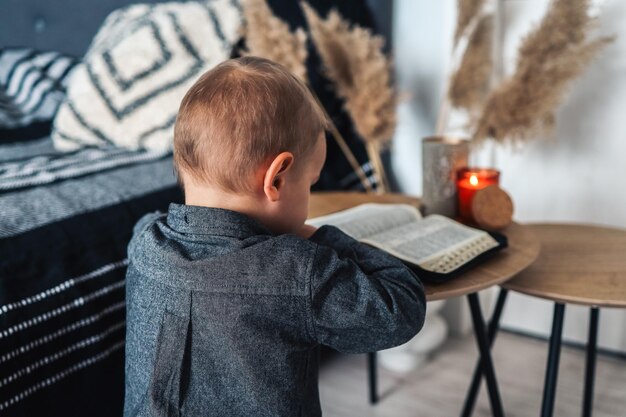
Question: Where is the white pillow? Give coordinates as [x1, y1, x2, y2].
[52, 0, 242, 153]
[0, 48, 77, 129]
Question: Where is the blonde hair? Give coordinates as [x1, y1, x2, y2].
[173, 56, 328, 192]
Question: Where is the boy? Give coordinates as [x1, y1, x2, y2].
[124, 57, 426, 417]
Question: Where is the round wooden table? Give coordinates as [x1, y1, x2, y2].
[500, 224, 626, 417]
[310, 192, 540, 416]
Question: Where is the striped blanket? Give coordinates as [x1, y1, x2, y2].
[0, 137, 182, 417]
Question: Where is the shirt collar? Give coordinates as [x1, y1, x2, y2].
[166, 203, 273, 238]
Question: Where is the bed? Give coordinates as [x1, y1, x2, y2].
[0, 1, 391, 416]
[0, 140, 181, 416]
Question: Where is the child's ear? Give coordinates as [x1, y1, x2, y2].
[263, 152, 294, 202]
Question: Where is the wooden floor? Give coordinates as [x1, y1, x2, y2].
[319, 332, 626, 417]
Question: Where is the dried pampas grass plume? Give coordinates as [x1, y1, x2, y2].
[301, 2, 396, 192]
[436, 0, 489, 135]
[454, 0, 486, 45]
[242, 0, 373, 192]
[450, 14, 493, 117]
[472, 0, 614, 143]
[242, 0, 308, 81]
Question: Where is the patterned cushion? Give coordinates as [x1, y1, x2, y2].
[0, 48, 77, 129]
[52, 0, 241, 153]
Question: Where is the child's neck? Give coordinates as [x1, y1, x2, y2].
[184, 182, 267, 225]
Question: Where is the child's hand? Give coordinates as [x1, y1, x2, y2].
[297, 224, 318, 239]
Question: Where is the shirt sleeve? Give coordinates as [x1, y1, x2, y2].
[307, 225, 427, 353]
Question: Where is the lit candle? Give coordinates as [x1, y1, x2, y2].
[456, 168, 500, 223]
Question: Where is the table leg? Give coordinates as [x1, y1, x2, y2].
[541, 303, 565, 417]
[368, 351, 378, 404]
[467, 292, 506, 417]
[582, 307, 599, 417]
[461, 288, 509, 417]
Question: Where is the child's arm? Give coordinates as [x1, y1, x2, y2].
[306, 225, 427, 354]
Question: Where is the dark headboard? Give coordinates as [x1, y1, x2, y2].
[0, 0, 167, 55]
[0, 0, 392, 57]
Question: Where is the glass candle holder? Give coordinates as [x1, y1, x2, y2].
[422, 136, 470, 217]
[456, 167, 500, 223]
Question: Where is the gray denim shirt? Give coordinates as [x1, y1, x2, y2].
[124, 203, 426, 417]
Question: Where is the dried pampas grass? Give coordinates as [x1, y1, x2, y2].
[454, 0, 487, 45]
[437, 0, 489, 134]
[450, 14, 493, 117]
[242, 0, 373, 191]
[301, 2, 396, 192]
[472, 0, 614, 143]
[241, 0, 308, 81]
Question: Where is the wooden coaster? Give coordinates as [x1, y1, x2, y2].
[472, 185, 514, 230]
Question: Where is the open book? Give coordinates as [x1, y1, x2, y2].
[308, 203, 508, 283]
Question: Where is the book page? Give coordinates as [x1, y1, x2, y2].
[307, 203, 422, 240]
[362, 215, 499, 274]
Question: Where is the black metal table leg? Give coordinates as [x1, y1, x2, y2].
[582, 307, 599, 417]
[368, 351, 378, 404]
[467, 292, 506, 417]
[541, 303, 566, 417]
[461, 288, 509, 417]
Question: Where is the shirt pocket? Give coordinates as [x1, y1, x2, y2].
[136, 310, 190, 417]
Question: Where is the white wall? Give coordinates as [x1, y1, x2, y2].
[391, 0, 453, 196]
[392, 0, 626, 352]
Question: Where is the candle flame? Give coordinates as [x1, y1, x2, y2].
[470, 175, 478, 186]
